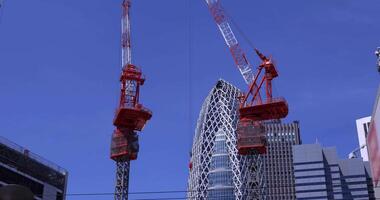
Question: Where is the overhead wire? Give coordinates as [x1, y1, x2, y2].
[187, 0, 194, 164]
[35, 191, 380, 200]
[33, 184, 380, 198]
[223, 3, 286, 100]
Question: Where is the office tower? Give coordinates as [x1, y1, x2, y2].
[263, 121, 301, 200]
[293, 144, 375, 200]
[187, 79, 303, 199]
[0, 136, 68, 200]
[187, 80, 244, 200]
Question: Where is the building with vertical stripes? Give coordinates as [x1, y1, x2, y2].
[293, 144, 375, 200]
[263, 121, 301, 200]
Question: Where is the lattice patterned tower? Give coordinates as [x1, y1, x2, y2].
[188, 80, 264, 200]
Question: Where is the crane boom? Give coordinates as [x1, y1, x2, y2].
[205, 0, 253, 84]
[122, 0, 132, 67]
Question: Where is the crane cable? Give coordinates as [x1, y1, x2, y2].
[187, 0, 194, 167]
[221, 4, 256, 55]
[224, 4, 284, 100]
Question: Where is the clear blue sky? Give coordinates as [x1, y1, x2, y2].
[0, 0, 379, 199]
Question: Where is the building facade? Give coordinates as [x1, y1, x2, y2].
[356, 116, 371, 161]
[293, 144, 375, 200]
[263, 121, 301, 200]
[187, 79, 302, 200]
[0, 136, 68, 200]
[187, 80, 244, 200]
[368, 85, 380, 196]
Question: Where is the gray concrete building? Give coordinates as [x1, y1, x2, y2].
[293, 144, 375, 200]
[263, 120, 301, 200]
[0, 136, 68, 200]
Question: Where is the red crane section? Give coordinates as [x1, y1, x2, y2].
[110, 1, 151, 200]
[237, 49, 288, 155]
[239, 49, 288, 121]
[111, 64, 152, 161]
[110, 0, 152, 162]
[205, 0, 288, 155]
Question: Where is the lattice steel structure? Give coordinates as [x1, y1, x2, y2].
[110, 1, 152, 200]
[114, 161, 130, 200]
[187, 80, 265, 200]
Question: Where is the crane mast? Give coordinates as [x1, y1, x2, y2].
[110, 1, 152, 200]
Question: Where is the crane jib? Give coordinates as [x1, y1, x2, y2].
[206, 0, 254, 85]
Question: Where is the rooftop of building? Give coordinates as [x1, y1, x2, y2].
[0, 136, 68, 190]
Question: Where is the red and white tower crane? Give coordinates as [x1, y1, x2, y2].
[205, 0, 288, 155]
[110, 1, 152, 200]
[205, 1, 288, 198]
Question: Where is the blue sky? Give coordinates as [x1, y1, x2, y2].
[0, 0, 379, 199]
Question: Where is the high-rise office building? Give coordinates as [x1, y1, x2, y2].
[293, 144, 375, 200]
[187, 80, 244, 200]
[368, 86, 380, 196]
[0, 136, 68, 200]
[263, 121, 301, 200]
[187, 79, 303, 200]
[356, 116, 371, 161]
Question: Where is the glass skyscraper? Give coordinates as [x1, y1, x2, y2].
[187, 80, 244, 200]
[208, 131, 235, 200]
[187, 79, 302, 200]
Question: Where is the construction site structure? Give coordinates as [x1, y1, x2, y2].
[205, 0, 288, 155]
[203, 0, 288, 199]
[238, 49, 288, 155]
[110, 1, 152, 200]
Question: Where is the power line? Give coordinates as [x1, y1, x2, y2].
[35, 184, 380, 198]
[39, 192, 380, 200]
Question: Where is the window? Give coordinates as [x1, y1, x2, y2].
[363, 122, 370, 138]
